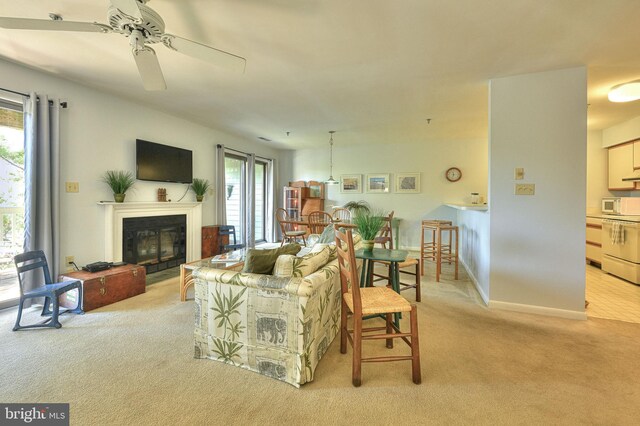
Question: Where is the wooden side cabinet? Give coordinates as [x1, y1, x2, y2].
[58, 264, 146, 311]
[201, 225, 229, 258]
[285, 180, 325, 220]
[586, 216, 602, 266]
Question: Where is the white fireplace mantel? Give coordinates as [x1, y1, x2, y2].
[99, 201, 202, 263]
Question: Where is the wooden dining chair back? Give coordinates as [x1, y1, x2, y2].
[370, 211, 421, 301]
[332, 208, 352, 223]
[335, 226, 421, 387]
[276, 208, 307, 246]
[307, 210, 332, 235]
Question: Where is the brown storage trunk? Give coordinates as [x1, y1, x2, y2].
[201, 225, 229, 258]
[58, 264, 146, 311]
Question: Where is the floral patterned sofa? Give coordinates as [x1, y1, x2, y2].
[193, 239, 359, 387]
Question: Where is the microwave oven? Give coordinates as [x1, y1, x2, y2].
[602, 197, 640, 215]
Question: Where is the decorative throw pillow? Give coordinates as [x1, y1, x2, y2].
[273, 245, 331, 278]
[310, 243, 337, 262]
[241, 244, 301, 274]
[317, 223, 336, 244]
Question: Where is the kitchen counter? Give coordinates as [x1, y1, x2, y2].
[445, 203, 488, 211]
[601, 214, 640, 222]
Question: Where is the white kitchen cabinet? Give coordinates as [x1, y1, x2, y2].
[608, 142, 636, 190]
[634, 140, 640, 170]
[586, 216, 602, 265]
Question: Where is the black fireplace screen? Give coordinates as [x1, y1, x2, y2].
[123, 215, 186, 274]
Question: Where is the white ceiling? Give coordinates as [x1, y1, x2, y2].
[1, 0, 640, 149]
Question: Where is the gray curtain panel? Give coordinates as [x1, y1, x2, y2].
[266, 159, 277, 243]
[245, 153, 255, 248]
[23, 93, 61, 292]
[215, 144, 226, 225]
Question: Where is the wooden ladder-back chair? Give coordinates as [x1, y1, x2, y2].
[335, 226, 421, 387]
[307, 210, 333, 235]
[331, 207, 352, 223]
[370, 211, 421, 301]
[276, 208, 307, 246]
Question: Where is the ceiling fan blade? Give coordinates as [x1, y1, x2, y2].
[162, 34, 246, 73]
[111, 0, 143, 21]
[0, 17, 110, 33]
[132, 47, 166, 91]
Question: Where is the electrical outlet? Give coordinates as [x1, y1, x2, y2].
[65, 256, 75, 272]
[65, 182, 79, 193]
[515, 183, 535, 195]
[515, 168, 524, 180]
[208, 188, 214, 196]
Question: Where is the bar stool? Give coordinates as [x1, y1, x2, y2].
[420, 220, 452, 276]
[435, 225, 459, 282]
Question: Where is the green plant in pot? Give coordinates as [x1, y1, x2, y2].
[102, 170, 135, 203]
[343, 200, 371, 218]
[353, 209, 385, 252]
[191, 178, 211, 202]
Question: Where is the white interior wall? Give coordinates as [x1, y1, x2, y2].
[488, 67, 587, 318]
[0, 59, 282, 271]
[457, 209, 490, 302]
[586, 130, 611, 213]
[288, 139, 488, 249]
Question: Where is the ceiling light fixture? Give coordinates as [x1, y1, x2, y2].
[325, 131, 339, 185]
[608, 80, 640, 103]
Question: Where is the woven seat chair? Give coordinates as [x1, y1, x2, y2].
[276, 208, 306, 246]
[370, 211, 421, 301]
[307, 210, 333, 235]
[335, 226, 421, 387]
[331, 207, 352, 223]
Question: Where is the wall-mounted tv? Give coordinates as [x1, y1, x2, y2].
[136, 139, 193, 184]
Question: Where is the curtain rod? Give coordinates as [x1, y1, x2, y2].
[217, 144, 272, 162]
[0, 87, 68, 108]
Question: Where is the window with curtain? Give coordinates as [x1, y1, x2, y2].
[224, 154, 268, 244]
[0, 100, 25, 307]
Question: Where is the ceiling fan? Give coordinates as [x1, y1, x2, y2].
[0, 0, 246, 91]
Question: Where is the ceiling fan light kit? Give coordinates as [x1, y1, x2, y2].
[0, 0, 246, 91]
[608, 79, 640, 103]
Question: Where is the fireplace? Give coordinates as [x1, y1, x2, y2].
[122, 215, 187, 274]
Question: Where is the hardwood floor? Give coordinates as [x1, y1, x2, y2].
[586, 264, 640, 323]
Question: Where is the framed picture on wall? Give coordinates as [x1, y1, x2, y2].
[366, 174, 390, 193]
[340, 174, 362, 193]
[396, 173, 421, 193]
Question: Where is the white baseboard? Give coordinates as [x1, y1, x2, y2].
[488, 300, 587, 320]
[459, 257, 489, 305]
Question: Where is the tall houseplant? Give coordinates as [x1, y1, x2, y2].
[102, 170, 135, 203]
[343, 200, 371, 217]
[191, 178, 211, 202]
[352, 209, 385, 252]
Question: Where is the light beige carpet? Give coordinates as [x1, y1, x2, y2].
[1, 269, 639, 425]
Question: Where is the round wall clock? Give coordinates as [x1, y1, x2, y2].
[445, 167, 462, 182]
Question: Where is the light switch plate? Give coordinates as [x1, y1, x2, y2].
[65, 181, 79, 193]
[515, 168, 524, 180]
[515, 183, 535, 195]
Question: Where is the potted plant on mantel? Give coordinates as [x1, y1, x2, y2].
[191, 178, 211, 202]
[102, 170, 135, 203]
[352, 209, 385, 252]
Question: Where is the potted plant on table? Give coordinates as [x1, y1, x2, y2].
[102, 170, 135, 203]
[352, 209, 385, 252]
[191, 178, 211, 202]
[343, 200, 371, 217]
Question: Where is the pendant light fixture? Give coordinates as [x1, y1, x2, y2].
[325, 131, 339, 185]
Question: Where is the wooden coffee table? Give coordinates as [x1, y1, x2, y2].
[179, 251, 245, 301]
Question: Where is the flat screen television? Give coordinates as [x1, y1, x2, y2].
[136, 139, 193, 184]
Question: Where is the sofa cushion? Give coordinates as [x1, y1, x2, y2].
[317, 223, 336, 244]
[242, 244, 301, 274]
[273, 245, 331, 278]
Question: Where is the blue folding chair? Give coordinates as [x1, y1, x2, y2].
[218, 225, 246, 253]
[13, 250, 84, 331]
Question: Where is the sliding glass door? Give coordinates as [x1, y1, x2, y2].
[225, 154, 268, 244]
[0, 100, 25, 308]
